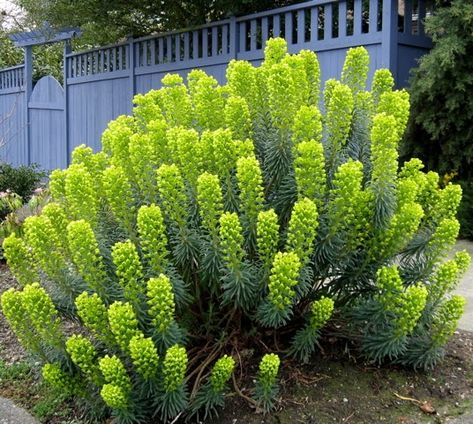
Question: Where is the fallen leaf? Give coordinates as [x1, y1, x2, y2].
[420, 401, 436, 414]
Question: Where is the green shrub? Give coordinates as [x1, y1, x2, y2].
[0, 40, 469, 423]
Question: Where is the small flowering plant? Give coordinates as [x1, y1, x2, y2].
[0, 39, 469, 423]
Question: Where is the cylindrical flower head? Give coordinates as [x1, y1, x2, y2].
[101, 384, 128, 410]
[219, 212, 245, 271]
[430, 260, 460, 300]
[394, 283, 428, 337]
[163, 345, 188, 392]
[67, 220, 107, 295]
[370, 113, 399, 190]
[129, 334, 160, 380]
[256, 209, 280, 267]
[292, 105, 323, 145]
[298, 49, 321, 105]
[375, 265, 403, 310]
[65, 164, 98, 225]
[226, 60, 257, 111]
[225, 96, 252, 140]
[129, 133, 157, 200]
[147, 274, 176, 334]
[283, 54, 310, 108]
[102, 165, 135, 230]
[263, 37, 287, 66]
[309, 297, 335, 331]
[371, 69, 394, 106]
[189, 72, 225, 131]
[341, 46, 370, 94]
[428, 218, 460, 260]
[268, 252, 301, 311]
[101, 115, 135, 170]
[258, 353, 280, 390]
[99, 354, 131, 391]
[173, 128, 203, 186]
[433, 183, 462, 222]
[286, 198, 319, 265]
[42, 363, 76, 393]
[326, 81, 354, 146]
[2, 233, 38, 286]
[41, 202, 69, 250]
[267, 62, 297, 130]
[1, 288, 40, 352]
[112, 240, 144, 302]
[24, 215, 66, 279]
[431, 295, 466, 347]
[294, 140, 326, 205]
[236, 155, 264, 226]
[156, 163, 188, 228]
[377, 90, 410, 137]
[75, 292, 110, 340]
[71, 144, 108, 192]
[161, 74, 192, 128]
[210, 355, 236, 393]
[49, 169, 67, 202]
[21, 283, 62, 345]
[137, 204, 169, 275]
[197, 172, 224, 237]
[107, 301, 140, 352]
[66, 334, 99, 380]
[454, 250, 471, 275]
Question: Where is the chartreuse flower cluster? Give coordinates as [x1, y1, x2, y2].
[254, 353, 280, 412]
[67, 220, 107, 297]
[137, 204, 169, 275]
[376, 266, 428, 338]
[2, 233, 37, 286]
[99, 355, 132, 410]
[108, 301, 140, 352]
[290, 296, 335, 362]
[66, 334, 101, 384]
[112, 240, 144, 304]
[2, 38, 470, 422]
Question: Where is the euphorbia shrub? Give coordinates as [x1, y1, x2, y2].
[1, 39, 470, 422]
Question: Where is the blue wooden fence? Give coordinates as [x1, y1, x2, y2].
[0, 0, 432, 170]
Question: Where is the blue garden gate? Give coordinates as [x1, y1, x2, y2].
[28, 76, 66, 170]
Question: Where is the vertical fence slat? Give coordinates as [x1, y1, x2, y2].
[183, 33, 190, 59]
[418, 0, 426, 36]
[239, 22, 246, 52]
[211, 26, 218, 56]
[369, 0, 379, 33]
[166, 36, 172, 62]
[175, 34, 181, 61]
[273, 14, 281, 37]
[297, 9, 305, 44]
[339, 1, 347, 38]
[222, 24, 228, 54]
[158, 37, 164, 63]
[324, 4, 332, 40]
[354, 0, 362, 35]
[150, 39, 156, 65]
[404, 0, 412, 34]
[310, 7, 318, 42]
[250, 19, 257, 51]
[261, 16, 269, 48]
[202, 28, 208, 58]
[285, 11, 292, 42]
[192, 31, 199, 59]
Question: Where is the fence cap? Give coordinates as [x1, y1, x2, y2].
[9, 23, 82, 48]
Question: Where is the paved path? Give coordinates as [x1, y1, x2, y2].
[0, 397, 38, 424]
[453, 240, 473, 332]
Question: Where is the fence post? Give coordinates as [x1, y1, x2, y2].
[128, 37, 135, 112]
[229, 16, 238, 59]
[64, 40, 72, 166]
[24, 46, 33, 166]
[381, 0, 398, 84]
